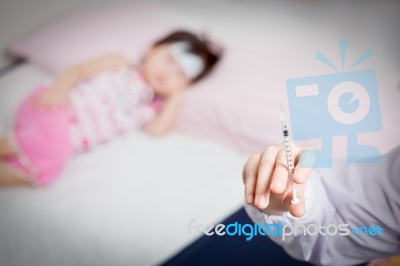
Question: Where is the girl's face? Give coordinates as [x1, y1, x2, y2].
[142, 43, 192, 97]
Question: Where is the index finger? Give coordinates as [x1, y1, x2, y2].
[270, 148, 289, 194]
[254, 146, 280, 209]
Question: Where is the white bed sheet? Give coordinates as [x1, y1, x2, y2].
[0, 63, 248, 266]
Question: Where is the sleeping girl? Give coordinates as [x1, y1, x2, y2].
[0, 30, 221, 187]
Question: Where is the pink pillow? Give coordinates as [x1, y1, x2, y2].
[8, 2, 175, 74]
[176, 47, 320, 154]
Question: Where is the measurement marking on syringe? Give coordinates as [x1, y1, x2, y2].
[280, 104, 300, 205]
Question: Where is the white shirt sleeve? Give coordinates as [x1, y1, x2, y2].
[245, 145, 400, 266]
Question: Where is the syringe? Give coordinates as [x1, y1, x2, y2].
[280, 106, 300, 205]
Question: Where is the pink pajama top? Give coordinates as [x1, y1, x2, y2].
[68, 66, 159, 152]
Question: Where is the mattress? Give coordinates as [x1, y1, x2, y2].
[0, 63, 249, 266]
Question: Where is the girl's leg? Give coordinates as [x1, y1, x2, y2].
[0, 162, 31, 187]
[0, 136, 19, 158]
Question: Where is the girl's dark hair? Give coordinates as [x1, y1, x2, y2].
[153, 30, 222, 83]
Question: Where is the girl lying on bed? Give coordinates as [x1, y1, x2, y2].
[0, 30, 221, 188]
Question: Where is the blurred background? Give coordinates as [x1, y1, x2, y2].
[1, 0, 399, 153]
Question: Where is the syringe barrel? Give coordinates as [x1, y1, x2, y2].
[283, 136, 294, 174]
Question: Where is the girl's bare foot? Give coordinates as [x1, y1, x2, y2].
[0, 162, 31, 187]
[0, 136, 19, 158]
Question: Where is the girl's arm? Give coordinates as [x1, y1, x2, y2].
[143, 93, 183, 136]
[35, 53, 130, 108]
[59, 53, 130, 91]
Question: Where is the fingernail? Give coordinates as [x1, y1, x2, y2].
[246, 194, 253, 204]
[273, 180, 284, 191]
[256, 194, 267, 208]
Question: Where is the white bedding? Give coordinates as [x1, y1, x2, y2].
[0, 63, 249, 266]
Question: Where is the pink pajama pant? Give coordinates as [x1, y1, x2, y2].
[3, 86, 72, 187]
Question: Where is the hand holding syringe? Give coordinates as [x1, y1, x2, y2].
[242, 107, 315, 217]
